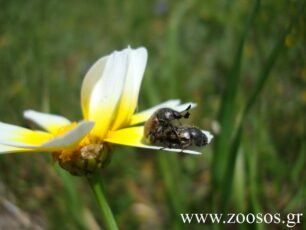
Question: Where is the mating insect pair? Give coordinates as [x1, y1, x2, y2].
[144, 105, 209, 150]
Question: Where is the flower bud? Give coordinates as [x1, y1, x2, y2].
[53, 143, 112, 176]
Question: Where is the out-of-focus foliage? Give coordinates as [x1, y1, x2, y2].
[0, 0, 305, 229]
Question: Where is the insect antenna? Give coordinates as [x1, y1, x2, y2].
[182, 104, 191, 118]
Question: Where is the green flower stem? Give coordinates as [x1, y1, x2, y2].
[87, 173, 118, 230]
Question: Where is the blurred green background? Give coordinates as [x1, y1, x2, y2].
[0, 0, 305, 229]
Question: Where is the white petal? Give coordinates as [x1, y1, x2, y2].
[110, 47, 148, 130]
[81, 56, 108, 119]
[130, 144, 202, 155]
[0, 122, 52, 147]
[24, 110, 71, 133]
[129, 100, 197, 125]
[202, 130, 214, 144]
[85, 48, 132, 137]
[41, 121, 94, 149]
[105, 126, 201, 155]
[0, 121, 94, 151]
[129, 99, 181, 125]
[0, 144, 32, 154]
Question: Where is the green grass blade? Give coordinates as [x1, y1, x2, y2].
[158, 153, 186, 229]
[164, 0, 194, 98]
[212, 0, 261, 189]
[242, 28, 293, 118]
[220, 124, 243, 211]
[54, 165, 89, 230]
[220, 21, 294, 213]
[291, 139, 305, 182]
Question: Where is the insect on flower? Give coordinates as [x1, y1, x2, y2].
[150, 125, 212, 149]
[0, 47, 213, 176]
[144, 106, 213, 151]
[143, 105, 191, 143]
